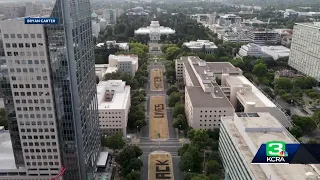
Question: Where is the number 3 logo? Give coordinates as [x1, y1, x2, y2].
[266, 141, 286, 156]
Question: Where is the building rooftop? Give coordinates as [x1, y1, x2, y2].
[0, 130, 16, 170]
[109, 54, 138, 63]
[96, 41, 129, 50]
[97, 151, 109, 167]
[183, 57, 235, 108]
[186, 86, 232, 108]
[260, 45, 290, 60]
[97, 80, 130, 110]
[183, 40, 218, 49]
[220, 14, 241, 19]
[225, 75, 275, 107]
[222, 113, 320, 180]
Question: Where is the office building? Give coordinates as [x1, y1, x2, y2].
[288, 22, 320, 81]
[0, 0, 101, 179]
[102, 9, 117, 24]
[176, 57, 235, 129]
[0, 3, 26, 19]
[219, 112, 319, 180]
[97, 80, 131, 136]
[95, 64, 118, 81]
[243, 30, 280, 45]
[183, 40, 218, 54]
[221, 32, 251, 43]
[238, 43, 290, 60]
[221, 73, 291, 127]
[25, 2, 43, 16]
[99, 18, 107, 31]
[108, 54, 139, 77]
[176, 56, 291, 129]
[284, 9, 299, 19]
[96, 41, 129, 52]
[92, 20, 100, 37]
[218, 14, 241, 26]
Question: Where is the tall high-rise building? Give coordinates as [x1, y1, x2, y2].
[0, 0, 101, 179]
[288, 22, 320, 81]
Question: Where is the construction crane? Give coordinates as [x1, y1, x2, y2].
[51, 166, 66, 180]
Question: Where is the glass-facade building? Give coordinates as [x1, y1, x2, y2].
[46, 0, 101, 179]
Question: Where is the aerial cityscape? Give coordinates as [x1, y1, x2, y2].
[0, 0, 319, 180]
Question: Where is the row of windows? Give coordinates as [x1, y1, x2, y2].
[13, 59, 46, 64]
[11, 68, 47, 73]
[16, 106, 52, 113]
[23, 142, 57, 149]
[20, 127, 55, 132]
[7, 51, 45, 57]
[99, 111, 121, 114]
[25, 155, 59, 160]
[100, 124, 122, 127]
[15, 98, 51, 104]
[22, 141, 57, 147]
[13, 84, 49, 90]
[26, 161, 59, 166]
[200, 110, 226, 113]
[200, 124, 220, 127]
[11, 86, 49, 91]
[3, 33, 42, 39]
[200, 119, 221, 122]
[99, 116, 122, 119]
[200, 115, 226, 118]
[6, 43, 43, 48]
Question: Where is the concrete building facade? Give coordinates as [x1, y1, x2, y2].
[243, 30, 280, 45]
[108, 54, 139, 77]
[176, 56, 292, 129]
[288, 22, 320, 81]
[0, 0, 101, 179]
[97, 80, 131, 136]
[183, 40, 218, 54]
[219, 112, 319, 180]
[176, 57, 236, 129]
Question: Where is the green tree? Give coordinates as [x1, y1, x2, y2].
[207, 174, 220, 180]
[206, 129, 220, 141]
[230, 58, 245, 70]
[187, 129, 210, 150]
[123, 158, 143, 175]
[292, 115, 317, 132]
[106, 133, 126, 151]
[173, 103, 185, 118]
[165, 46, 182, 60]
[274, 78, 293, 91]
[205, 160, 221, 175]
[312, 110, 320, 125]
[289, 126, 303, 138]
[190, 174, 210, 180]
[294, 77, 318, 89]
[118, 145, 143, 167]
[180, 152, 195, 172]
[204, 54, 217, 62]
[167, 86, 179, 96]
[168, 92, 181, 107]
[252, 63, 267, 77]
[178, 144, 190, 156]
[173, 114, 188, 130]
[0, 108, 8, 129]
[125, 170, 140, 180]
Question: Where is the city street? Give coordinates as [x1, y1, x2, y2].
[138, 61, 184, 180]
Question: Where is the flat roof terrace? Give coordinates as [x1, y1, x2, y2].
[222, 113, 319, 180]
